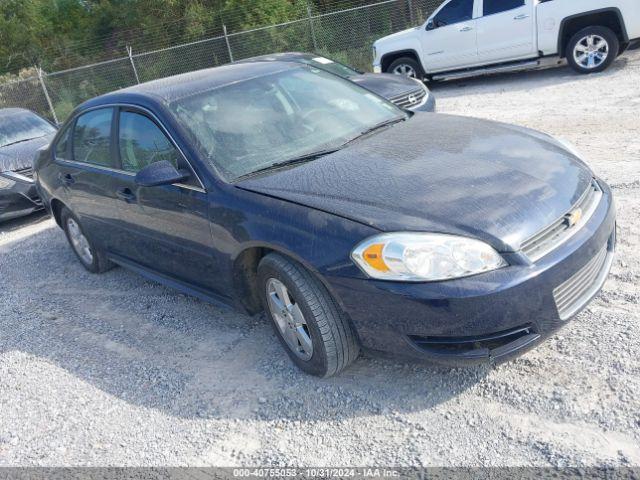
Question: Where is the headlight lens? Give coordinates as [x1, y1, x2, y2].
[351, 233, 507, 282]
[0, 174, 14, 188]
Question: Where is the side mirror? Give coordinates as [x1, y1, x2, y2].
[426, 19, 435, 30]
[134, 160, 189, 187]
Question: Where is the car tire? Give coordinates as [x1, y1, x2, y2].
[61, 207, 114, 274]
[257, 253, 360, 377]
[566, 26, 619, 74]
[387, 57, 424, 79]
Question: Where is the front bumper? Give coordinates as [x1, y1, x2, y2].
[0, 171, 43, 222]
[326, 180, 616, 366]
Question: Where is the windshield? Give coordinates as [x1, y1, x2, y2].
[298, 56, 361, 78]
[171, 67, 404, 181]
[0, 111, 56, 148]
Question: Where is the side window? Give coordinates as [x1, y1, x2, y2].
[72, 108, 115, 167]
[483, 0, 525, 16]
[118, 111, 180, 173]
[433, 0, 474, 27]
[54, 125, 71, 160]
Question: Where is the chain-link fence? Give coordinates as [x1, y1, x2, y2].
[0, 0, 441, 124]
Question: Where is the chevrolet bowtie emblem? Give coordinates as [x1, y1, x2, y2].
[565, 208, 583, 228]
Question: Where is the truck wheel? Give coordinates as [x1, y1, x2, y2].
[257, 253, 360, 377]
[566, 26, 619, 74]
[387, 57, 424, 79]
[61, 207, 114, 273]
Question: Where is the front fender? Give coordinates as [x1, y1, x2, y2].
[212, 185, 379, 308]
[374, 30, 423, 70]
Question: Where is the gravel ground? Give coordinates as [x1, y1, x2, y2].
[1, 50, 639, 467]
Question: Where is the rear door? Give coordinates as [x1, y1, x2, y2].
[475, 0, 536, 63]
[110, 108, 223, 293]
[421, 0, 478, 72]
[56, 107, 132, 253]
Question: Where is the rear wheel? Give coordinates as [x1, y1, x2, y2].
[387, 57, 424, 79]
[257, 253, 360, 377]
[566, 26, 619, 74]
[61, 207, 114, 273]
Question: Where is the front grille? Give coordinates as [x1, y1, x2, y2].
[521, 180, 602, 261]
[13, 166, 34, 179]
[389, 88, 426, 109]
[553, 244, 610, 320]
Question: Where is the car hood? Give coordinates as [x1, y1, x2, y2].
[0, 134, 55, 173]
[237, 114, 593, 251]
[375, 26, 420, 45]
[349, 73, 426, 100]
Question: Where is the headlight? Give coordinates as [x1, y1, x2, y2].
[0, 174, 14, 188]
[351, 233, 507, 282]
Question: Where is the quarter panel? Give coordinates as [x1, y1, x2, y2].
[536, 0, 637, 55]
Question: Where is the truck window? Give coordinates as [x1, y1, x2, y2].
[483, 0, 525, 16]
[433, 0, 474, 27]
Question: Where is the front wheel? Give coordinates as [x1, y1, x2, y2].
[566, 26, 619, 74]
[387, 57, 424, 79]
[257, 253, 360, 377]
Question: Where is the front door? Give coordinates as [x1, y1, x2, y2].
[475, 0, 536, 64]
[110, 108, 224, 294]
[421, 0, 478, 72]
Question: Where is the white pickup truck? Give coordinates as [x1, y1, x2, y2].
[372, 0, 640, 81]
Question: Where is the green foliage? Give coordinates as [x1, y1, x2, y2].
[0, 0, 317, 75]
[1, 0, 434, 121]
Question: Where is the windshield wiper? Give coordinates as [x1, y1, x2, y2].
[0, 135, 49, 148]
[235, 147, 341, 181]
[356, 116, 406, 138]
[234, 117, 406, 181]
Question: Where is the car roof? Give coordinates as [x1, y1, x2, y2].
[80, 61, 301, 111]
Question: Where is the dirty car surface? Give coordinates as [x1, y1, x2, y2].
[34, 62, 615, 377]
[0, 108, 56, 222]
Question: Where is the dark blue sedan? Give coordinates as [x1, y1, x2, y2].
[34, 61, 616, 377]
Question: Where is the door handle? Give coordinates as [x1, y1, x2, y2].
[58, 173, 75, 186]
[514, 14, 530, 20]
[459, 26, 473, 32]
[116, 187, 137, 204]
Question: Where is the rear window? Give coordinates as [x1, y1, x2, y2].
[483, 0, 525, 16]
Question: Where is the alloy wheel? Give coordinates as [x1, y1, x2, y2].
[67, 218, 94, 265]
[266, 278, 313, 361]
[392, 64, 417, 78]
[574, 34, 609, 70]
